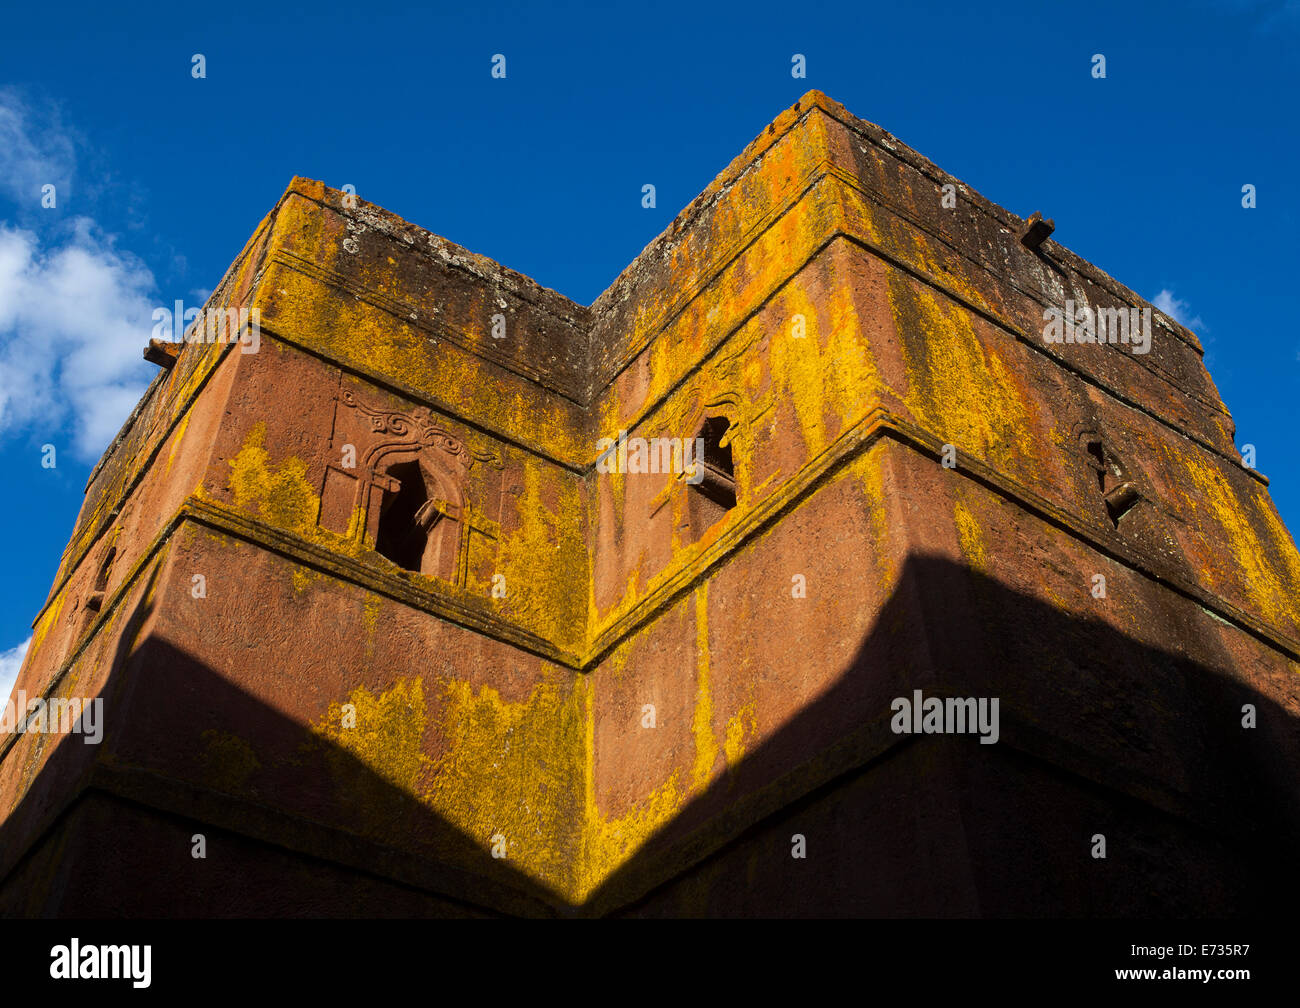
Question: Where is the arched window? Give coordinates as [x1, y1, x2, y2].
[686, 416, 736, 540]
[375, 459, 461, 581]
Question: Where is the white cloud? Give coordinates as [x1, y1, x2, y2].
[0, 92, 156, 461]
[1151, 289, 1205, 332]
[0, 222, 156, 458]
[0, 636, 32, 705]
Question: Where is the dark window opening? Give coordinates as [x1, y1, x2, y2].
[376, 461, 434, 573]
[85, 547, 115, 612]
[1085, 440, 1107, 495]
[687, 416, 737, 537]
[1083, 436, 1139, 528]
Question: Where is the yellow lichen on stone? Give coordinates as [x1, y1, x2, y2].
[428, 671, 586, 901]
[1180, 452, 1300, 631]
[266, 259, 585, 464]
[229, 422, 318, 534]
[854, 446, 898, 590]
[200, 729, 261, 794]
[496, 465, 588, 653]
[769, 286, 831, 456]
[724, 699, 757, 771]
[905, 225, 996, 318]
[953, 496, 988, 573]
[580, 766, 686, 903]
[822, 278, 882, 430]
[315, 677, 430, 793]
[692, 583, 717, 789]
[578, 668, 685, 902]
[887, 277, 1038, 476]
[166, 407, 192, 474]
[223, 422, 368, 561]
[30, 590, 64, 656]
[290, 565, 330, 595]
[765, 266, 881, 467]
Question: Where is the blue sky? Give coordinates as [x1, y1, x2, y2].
[1, 0, 1297, 694]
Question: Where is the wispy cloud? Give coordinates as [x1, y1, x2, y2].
[0, 89, 77, 211]
[0, 92, 155, 461]
[1202, 0, 1300, 31]
[1151, 289, 1205, 332]
[0, 636, 31, 704]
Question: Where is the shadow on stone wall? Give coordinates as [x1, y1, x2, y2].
[2, 554, 1297, 917]
[593, 553, 1300, 916]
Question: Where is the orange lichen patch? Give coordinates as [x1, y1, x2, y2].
[769, 286, 831, 456]
[822, 275, 883, 423]
[590, 562, 646, 645]
[601, 639, 632, 684]
[594, 390, 626, 502]
[598, 174, 844, 436]
[605, 115, 832, 367]
[766, 260, 884, 464]
[580, 762, 687, 902]
[290, 565, 333, 595]
[575, 588, 771, 900]
[1259, 505, 1300, 614]
[1179, 453, 1300, 632]
[886, 275, 1038, 477]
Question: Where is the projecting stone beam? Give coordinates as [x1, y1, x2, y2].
[143, 339, 181, 369]
[1020, 211, 1055, 250]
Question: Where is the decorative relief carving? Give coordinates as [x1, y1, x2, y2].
[323, 390, 504, 589]
[340, 390, 502, 469]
